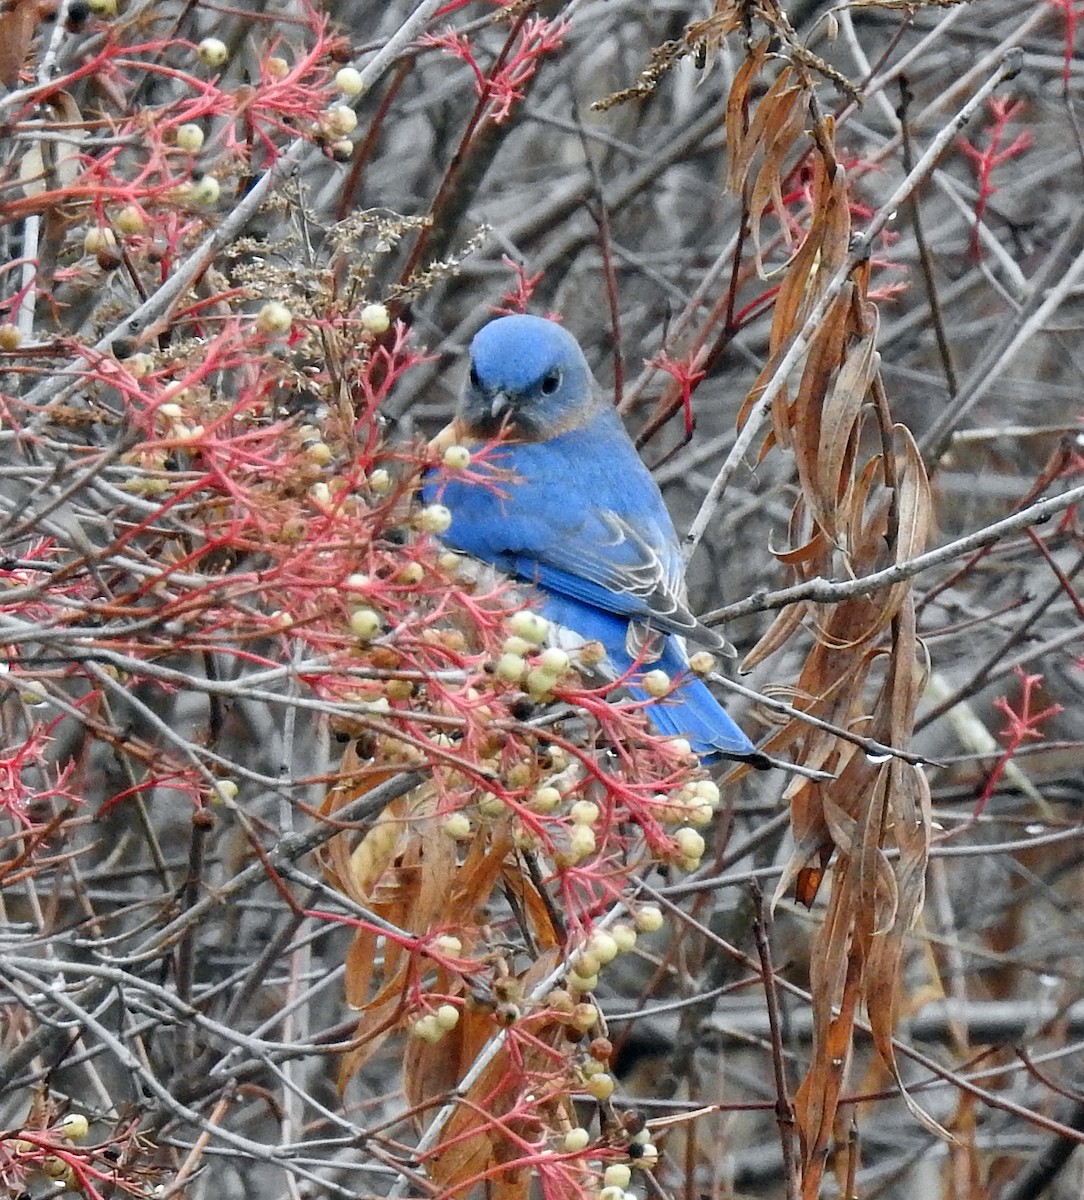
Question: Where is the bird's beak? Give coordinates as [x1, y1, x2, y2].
[489, 390, 512, 422]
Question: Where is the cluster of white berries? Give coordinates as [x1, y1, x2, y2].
[493, 609, 570, 701]
[637, 778, 721, 870]
[158, 399, 204, 443]
[410, 1002, 461, 1043]
[559, 1120, 660, 1199]
[409, 934, 467, 1041]
[9, 1113, 92, 1189]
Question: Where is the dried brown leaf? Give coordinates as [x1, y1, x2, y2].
[724, 41, 771, 194]
[0, 0, 51, 88]
[742, 597, 808, 671]
[815, 333, 878, 535]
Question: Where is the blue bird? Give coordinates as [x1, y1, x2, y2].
[423, 314, 767, 767]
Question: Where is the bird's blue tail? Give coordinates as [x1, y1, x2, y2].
[539, 594, 764, 765]
[625, 674, 756, 763]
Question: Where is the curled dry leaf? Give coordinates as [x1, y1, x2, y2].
[719, 34, 937, 1188]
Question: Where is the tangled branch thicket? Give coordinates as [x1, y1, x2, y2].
[1, 1, 1083, 1198]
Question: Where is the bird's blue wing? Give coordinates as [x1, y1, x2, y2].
[425, 411, 716, 643]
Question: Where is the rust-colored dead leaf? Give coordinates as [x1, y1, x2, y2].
[0, 0, 53, 87]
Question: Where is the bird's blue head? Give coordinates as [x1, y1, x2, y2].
[458, 314, 597, 441]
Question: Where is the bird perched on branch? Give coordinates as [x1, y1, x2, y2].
[423, 313, 767, 768]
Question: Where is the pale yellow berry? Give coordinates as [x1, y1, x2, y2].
[442, 444, 471, 470]
[256, 301, 292, 336]
[611, 924, 637, 953]
[513, 825, 539, 851]
[572, 949, 601, 977]
[83, 227, 117, 256]
[396, 561, 424, 585]
[689, 650, 715, 675]
[159, 402, 183, 419]
[604, 1165, 631, 1189]
[385, 679, 413, 701]
[546, 987, 574, 1014]
[599, 1188, 626, 1200]
[637, 1143, 660, 1168]
[0, 324, 21, 350]
[435, 1004, 460, 1031]
[570, 800, 599, 826]
[587, 931, 619, 964]
[669, 737, 694, 759]
[507, 609, 549, 644]
[368, 467, 392, 493]
[323, 104, 357, 136]
[306, 441, 332, 465]
[127, 353, 154, 377]
[416, 503, 452, 534]
[538, 647, 569, 676]
[335, 66, 364, 95]
[694, 779, 721, 808]
[191, 175, 220, 206]
[42, 1156, 68, 1179]
[115, 205, 145, 235]
[265, 55, 290, 79]
[345, 573, 369, 589]
[562, 1127, 591, 1153]
[176, 123, 205, 152]
[197, 37, 229, 67]
[506, 763, 532, 788]
[567, 824, 596, 862]
[330, 138, 354, 161]
[349, 608, 381, 639]
[569, 1002, 599, 1032]
[433, 934, 462, 956]
[584, 1072, 615, 1101]
[676, 856, 701, 873]
[477, 792, 507, 819]
[568, 970, 598, 994]
[496, 653, 528, 684]
[88, 0, 117, 13]
[59, 1113, 89, 1141]
[642, 669, 671, 697]
[212, 779, 239, 803]
[442, 812, 472, 840]
[685, 802, 714, 827]
[674, 827, 705, 860]
[529, 785, 561, 813]
[411, 1014, 443, 1043]
[525, 668, 556, 700]
[438, 551, 462, 571]
[503, 635, 534, 657]
[634, 905, 664, 933]
[360, 303, 391, 334]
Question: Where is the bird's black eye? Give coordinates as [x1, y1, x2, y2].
[469, 364, 481, 389]
[540, 369, 561, 396]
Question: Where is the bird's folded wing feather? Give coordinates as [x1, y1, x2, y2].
[442, 481, 725, 649]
